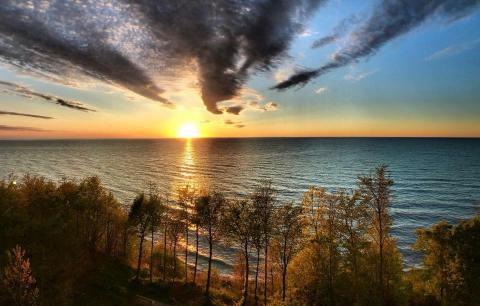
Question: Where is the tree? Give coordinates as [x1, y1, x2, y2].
[358, 165, 394, 304]
[3, 245, 39, 306]
[222, 198, 255, 306]
[337, 189, 368, 305]
[251, 181, 276, 305]
[168, 213, 184, 283]
[128, 193, 150, 282]
[195, 190, 225, 300]
[250, 206, 263, 306]
[274, 202, 303, 302]
[413, 214, 480, 306]
[321, 192, 341, 306]
[177, 184, 196, 283]
[146, 186, 164, 283]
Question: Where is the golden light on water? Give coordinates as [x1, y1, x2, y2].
[177, 123, 200, 138]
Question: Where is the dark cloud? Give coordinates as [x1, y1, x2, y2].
[0, 110, 54, 119]
[225, 105, 245, 115]
[0, 0, 326, 114]
[0, 125, 47, 132]
[275, 0, 480, 90]
[0, 80, 94, 112]
[224, 119, 235, 125]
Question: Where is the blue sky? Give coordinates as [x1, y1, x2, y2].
[0, 0, 479, 138]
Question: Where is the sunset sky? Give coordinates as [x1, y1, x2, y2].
[0, 0, 479, 139]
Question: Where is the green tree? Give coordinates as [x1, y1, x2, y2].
[413, 214, 480, 306]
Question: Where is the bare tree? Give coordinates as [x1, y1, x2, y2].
[195, 190, 225, 300]
[358, 165, 394, 304]
[275, 202, 303, 302]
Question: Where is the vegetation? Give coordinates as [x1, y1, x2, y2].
[0, 166, 479, 305]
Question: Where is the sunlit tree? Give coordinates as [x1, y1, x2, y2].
[251, 180, 276, 305]
[358, 165, 394, 304]
[222, 198, 255, 306]
[177, 184, 196, 283]
[195, 189, 225, 300]
[3, 245, 39, 306]
[274, 202, 303, 302]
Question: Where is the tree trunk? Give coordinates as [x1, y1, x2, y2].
[270, 263, 274, 296]
[123, 225, 128, 258]
[329, 238, 335, 306]
[254, 247, 261, 306]
[150, 228, 154, 283]
[172, 239, 177, 283]
[242, 240, 249, 306]
[282, 238, 287, 302]
[163, 225, 167, 282]
[135, 231, 145, 282]
[185, 225, 189, 283]
[206, 228, 213, 300]
[378, 205, 384, 304]
[194, 224, 199, 284]
[264, 239, 268, 306]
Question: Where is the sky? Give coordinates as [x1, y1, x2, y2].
[0, 0, 479, 139]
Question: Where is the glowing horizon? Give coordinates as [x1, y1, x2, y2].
[0, 1, 479, 139]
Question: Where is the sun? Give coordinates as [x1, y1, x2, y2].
[177, 123, 200, 138]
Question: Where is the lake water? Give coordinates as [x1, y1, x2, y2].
[1, 138, 479, 272]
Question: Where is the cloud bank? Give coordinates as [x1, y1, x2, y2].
[0, 0, 326, 114]
[274, 0, 480, 90]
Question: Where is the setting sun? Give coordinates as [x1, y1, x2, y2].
[177, 123, 200, 138]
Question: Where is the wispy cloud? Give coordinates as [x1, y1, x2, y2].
[426, 39, 480, 61]
[0, 80, 94, 112]
[224, 119, 245, 128]
[0, 110, 54, 119]
[344, 69, 379, 82]
[274, 0, 480, 90]
[315, 87, 328, 94]
[0, 125, 48, 132]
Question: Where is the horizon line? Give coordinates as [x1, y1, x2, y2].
[1, 135, 480, 141]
